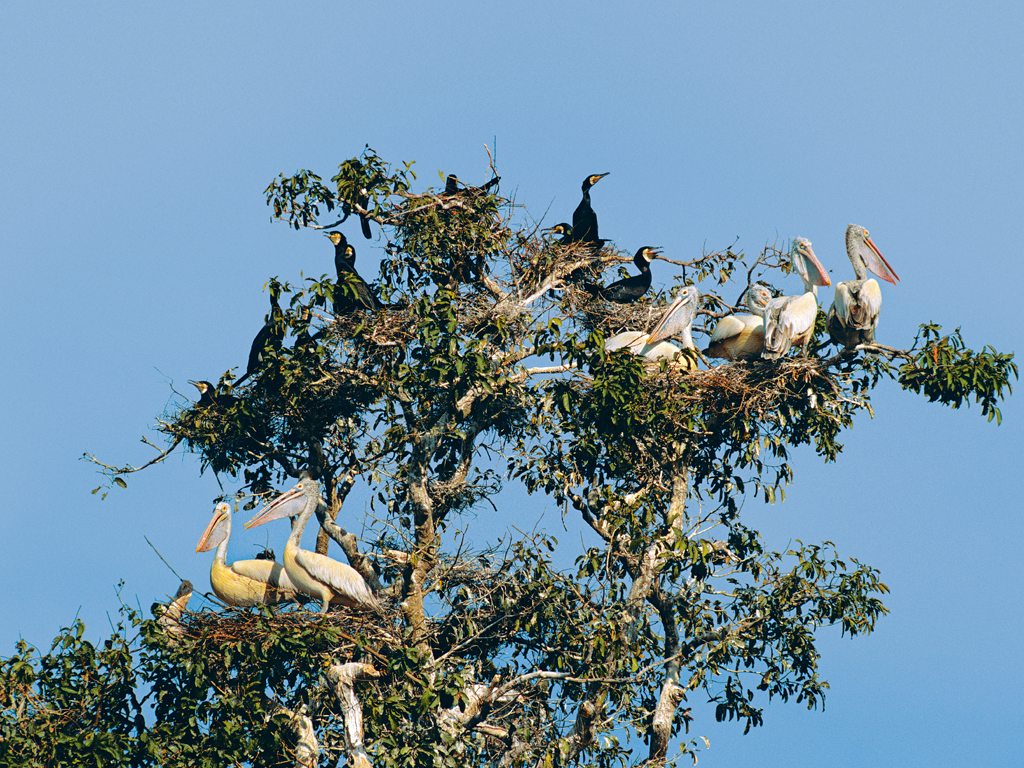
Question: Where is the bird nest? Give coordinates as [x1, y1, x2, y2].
[170, 606, 398, 654]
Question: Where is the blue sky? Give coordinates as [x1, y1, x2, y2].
[1, 2, 1021, 765]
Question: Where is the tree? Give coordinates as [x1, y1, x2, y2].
[1, 148, 1014, 768]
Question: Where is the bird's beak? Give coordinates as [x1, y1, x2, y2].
[594, 172, 610, 182]
[188, 380, 201, 390]
[802, 243, 831, 287]
[864, 236, 900, 284]
[244, 485, 303, 529]
[196, 509, 228, 552]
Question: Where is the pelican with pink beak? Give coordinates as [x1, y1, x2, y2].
[828, 224, 899, 348]
[761, 238, 832, 360]
[244, 472, 381, 614]
[196, 502, 299, 607]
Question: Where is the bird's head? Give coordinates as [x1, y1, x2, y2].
[543, 222, 572, 236]
[743, 283, 774, 312]
[325, 231, 346, 247]
[582, 173, 610, 191]
[189, 380, 212, 395]
[791, 238, 831, 287]
[344, 244, 356, 262]
[635, 246, 661, 266]
[196, 502, 232, 552]
[245, 472, 323, 529]
[846, 224, 899, 284]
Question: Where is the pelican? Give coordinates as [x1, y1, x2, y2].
[703, 283, 773, 361]
[245, 474, 381, 614]
[828, 224, 899, 347]
[761, 238, 831, 360]
[196, 502, 299, 607]
[606, 286, 700, 367]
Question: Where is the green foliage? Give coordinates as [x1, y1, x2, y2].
[17, 149, 1014, 767]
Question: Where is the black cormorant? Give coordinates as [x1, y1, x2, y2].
[586, 246, 659, 304]
[238, 285, 285, 383]
[326, 231, 382, 313]
[571, 173, 609, 247]
[442, 173, 501, 197]
[189, 380, 236, 409]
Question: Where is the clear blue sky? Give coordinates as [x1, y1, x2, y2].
[1, 2, 1021, 765]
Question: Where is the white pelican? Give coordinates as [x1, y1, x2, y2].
[828, 224, 899, 347]
[244, 474, 381, 614]
[606, 286, 700, 367]
[196, 502, 299, 607]
[703, 283, 773, 361]
[761, 238, 831, 360]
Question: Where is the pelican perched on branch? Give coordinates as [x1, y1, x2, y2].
[196, 502, 299, 607]
[761, 238, 831, 360]
[828, 224, 899, 348]
[703, 283, 773, 361]
[245, 474, 381, 614]
[606, 286, 701, 367]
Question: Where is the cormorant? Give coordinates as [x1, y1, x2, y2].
[189, 380, 236, 409]
[237, 286, 285, 384]
[544, 222, 574, 244]
[326, 232, 382, 313]
[585, 246, 659, 303]
[442, 173, 501, 197]
[571, 173, 610, 247]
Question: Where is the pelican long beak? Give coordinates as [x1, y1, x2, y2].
[802, 242, 832, 287]
[244, 485, 303, 529]
[196, 508, 228, 552]
[864, 236, 900, 284]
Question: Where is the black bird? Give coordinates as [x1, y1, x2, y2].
[442, 173, 501, 197]
[571, 173, 610, 247]
[544, 222, 574, 244]
[326, 232, 382, 313]
[586, 246, 660, 304]
[189, 380, 236, 409]
[237, 284, 286, 385]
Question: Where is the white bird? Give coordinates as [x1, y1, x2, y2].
[761, 238, 832, 360]
[828, 224, 899, 348]
[196, 502, 299, 607]
[605, 286, 701, 367]
[245, 474, 381, 614]
[703, 283, 773, 361]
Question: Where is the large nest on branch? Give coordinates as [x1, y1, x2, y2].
[173, 607, 400, 653]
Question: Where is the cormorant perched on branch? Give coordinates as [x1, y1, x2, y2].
[443, 173, 501, 196]
[586, 246, 659, 303]
[571, 173, 609, 247]
[189, 380, 236, 409]
[236, 284, 286, 385]
[326, 231, 382, 313]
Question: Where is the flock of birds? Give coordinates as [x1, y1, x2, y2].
[186, 173, 901, 613]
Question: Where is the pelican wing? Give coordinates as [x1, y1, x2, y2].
[606, 331, 649, 352]
[763, 293, 817, 358]
[230, 559, 298, 592]
[709, 314, 760, 343]
[293, 549, 379, 609]
[641, 340, 683, 361]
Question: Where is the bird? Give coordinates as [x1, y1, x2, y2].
[326, 231, 383, 313]
[543, 222, 574, 244]
[155, 579, 193, 640]
[828, 224, 899, 348]
[703, 283, 774, 361]
[586, 246, 659, 303]
[606, 286, 701, 366]
[442, 173, 500, 197]
[195, 502, 299, 607]
[245, 473, 382, 614]
[235, 284, 285, 385]
[189, 380, 235, 409]
[570, 173, 610, 248]
[760, 238, 832, 360]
